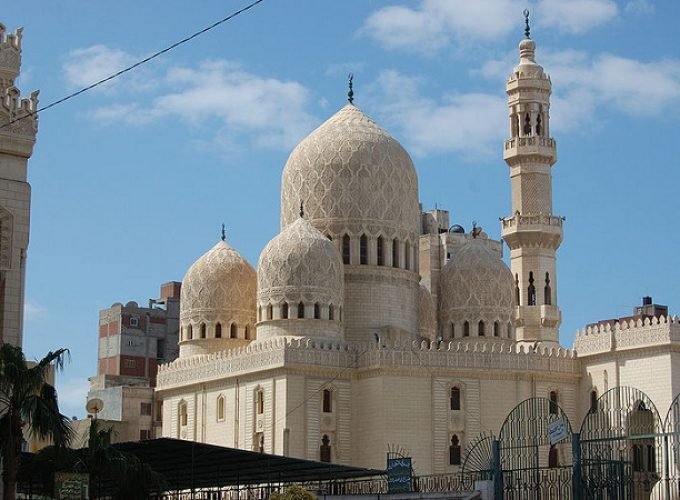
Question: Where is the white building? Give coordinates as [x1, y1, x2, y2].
[155, 23, 680, 478]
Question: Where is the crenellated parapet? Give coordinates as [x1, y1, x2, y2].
[157, 334, 580, 389]
[574, 315, 680, 356]
[0, 24, 38, 154]
[0, 24, 22, 90]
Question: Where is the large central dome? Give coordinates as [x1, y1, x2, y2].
[280, 103, 419, 240]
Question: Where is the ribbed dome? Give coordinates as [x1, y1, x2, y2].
[418, 283, 436, 341]
[258, 217, 343, 311]
[439, 239, 515, 338]
[280, 104, 419, 240]
[179, 240, 256, 356]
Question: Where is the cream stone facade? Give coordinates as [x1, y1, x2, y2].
[0, 24, 38, 347]
[155, 27, 680, 477]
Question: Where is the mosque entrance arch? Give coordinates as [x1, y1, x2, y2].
[580, 386, 663, 499]
[496, 396, 574, 498]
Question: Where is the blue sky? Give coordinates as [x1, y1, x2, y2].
[3, 0, 679, 419]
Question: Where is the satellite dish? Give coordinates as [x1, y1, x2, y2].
[86, 398, 104, 416]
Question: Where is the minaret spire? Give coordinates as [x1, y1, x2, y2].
[501, 17, 562, 346]
[221, 223, 226, 241]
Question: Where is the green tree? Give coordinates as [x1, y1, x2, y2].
[0, 344, 73, 500]
[270, 485, 316, 500]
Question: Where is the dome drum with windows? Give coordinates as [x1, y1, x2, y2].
[178, 239, 256, 357]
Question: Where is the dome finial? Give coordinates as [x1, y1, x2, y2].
[347, 73, 354, 104]
[299, 201, 304, 218]
[221, 223, 226, 242]
[472, 220, 480, 239]
[523, 9, 531, 39]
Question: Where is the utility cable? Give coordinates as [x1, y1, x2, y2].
[0, 0, 265, 130]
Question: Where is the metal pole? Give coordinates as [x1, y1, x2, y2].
[572, 433, 581, 500]
[492, 440, 503, 500]
[664, 434, 670, 500]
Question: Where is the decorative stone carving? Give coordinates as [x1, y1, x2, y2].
[258, 216, 343, 312]
[0, 205, 13, 270]
[439, 239, 515, 337]
[280, 104, 419, 242]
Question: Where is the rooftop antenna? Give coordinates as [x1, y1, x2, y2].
[347, 73, 354, 104]
[523, 9, 531, 39]
[221, 223, 226, 241]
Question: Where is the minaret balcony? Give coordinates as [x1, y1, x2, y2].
[514, 305, 561, 328]
[503, 136, 556, 164]
[501, 213, 563, 249]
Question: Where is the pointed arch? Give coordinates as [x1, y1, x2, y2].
[392, 239, 399, 268]
[217, 395, 225, 421]
[450, 386, 461, 411]
[449, 435, 461, 465]
[320, 434, 332, 463]
[463, 321, 470, 337]
[298, 301, 305, 319]
[360, 234, 368, 265]
[267, 303, 273, 320]
[200, 323, 207, 339]
[342, 234, 350, 264]
[478, 320, 485, 336]
[493, 321, 500, 337]
[377, 235, 384, 266]
[329, 304, 335, 321]
[281, 302, 289, 319]
[314, 302, 321, 319]
[215, 322, 222, 339]
[230, 323, 238, 339]
[187, 324, 193, 340]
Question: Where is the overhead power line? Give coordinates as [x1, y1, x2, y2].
[0, 0, 265, 130]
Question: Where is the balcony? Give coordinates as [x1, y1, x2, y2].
[504, 136, 556, 163]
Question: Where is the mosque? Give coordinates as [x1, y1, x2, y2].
[2, 14, 679, 484]
[153, 20, 680, 477]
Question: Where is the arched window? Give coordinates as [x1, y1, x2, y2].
[450, 387, 461, 411]
[478, 321, 485, 336]
[245, 325, 252, 340]
[215, 322, 222, 339]
[217, 395, 225, 421]
[590, 390, 598, 413]
[329, 305, 334, 321]
[360, 234, 368, 265]
[548, 445, 558, 467]
[544, 272, 552, 305]
[230, 323, 237, 339]
[187, 324, 193, 340]
[320, 434, 331, 463]
[267, 304, 273, 320]
[450, 323, 455, 339]
[549, 391, 558, 415]
[322, 389, 332, 413]
[528, 271, 536, 306]
[298, 302, 305, 319]
[180, 327, 184, 341]
[515, 274, 520, 306]
[523, 112, 532, 135]
[377, 236, 384, 266]
[449, 435, 461, 465]
[507, 322, 513, 338]
[258, 307, 262, 321]
[392, 239, 399, 268]
[404, 243, 410, 270]
[314, 302, 321, 319]
[256, 389, 264, 415]
[536, 114, 543, 136]
[494, 321, 500, 337]
[342, 234, 350, 265]
[281, 302, 289, 319]
[179, 401, 188, 427]
[200, 323, 207, 339]
[463, 321, 470, 337]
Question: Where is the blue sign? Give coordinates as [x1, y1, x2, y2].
[387, 457, 412, 493]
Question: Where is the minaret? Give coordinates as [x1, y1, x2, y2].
[501, 12, 562, 345]
[0, 24, 39, 346]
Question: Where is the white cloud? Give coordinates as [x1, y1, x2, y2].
[363, 0, 523, 54]
[370, 70, 506, 158]
[624, 0, 654, 15]
[80, 52, 319, 153]
[24, 301, 47, 322]
[535, 0, 618, 34]
[64, 45, 138, 90]
[364, 0, 619, 53]
[56, 377, 89, 419]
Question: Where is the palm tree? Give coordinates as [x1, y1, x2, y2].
[0, 344, 73, 500]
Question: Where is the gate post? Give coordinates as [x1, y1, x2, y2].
[572, 433, 581, 500]
[492, 440, 502, 499]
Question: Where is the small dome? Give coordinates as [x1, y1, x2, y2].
[418, 283, 436, 341]
[280, 104, 419, 240]
[180, 240, 256, 355]
[439, 239, 515, 338]
[449, 224, 465, 234]
[258, 217, 343, 315]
